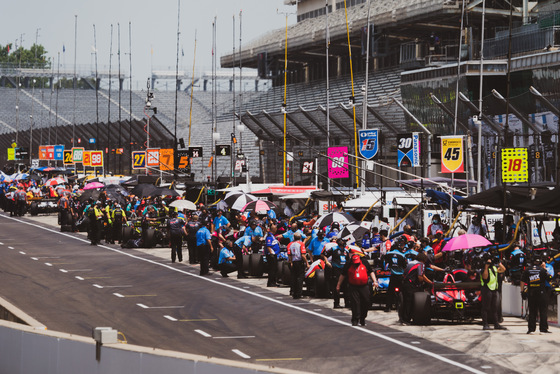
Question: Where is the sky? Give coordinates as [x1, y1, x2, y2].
[1, 0, 297, 89]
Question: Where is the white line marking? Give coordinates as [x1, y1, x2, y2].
[93, 284, 103, 289]
[481, 366, 492, 369]
[195, 329, 211, 337]
[0, 242, 3, 245]
[64, 269, 92, 272]
[213, 336, 255, 339]
[45, 263, 52, 266]
[113, 293, 124, 298]
[75, 276, 84, 280]
[137, 304, 149, 309]
[19, 251, 26, 255]
[8, 246, 14, 249]
[232, 349, 251, 359]
[1, 213, 487, 374]
[31, 257, 38, 260]
[164, 315, 178, 321]
[411, 341, 421, 345]
[60, 269, 68, 273]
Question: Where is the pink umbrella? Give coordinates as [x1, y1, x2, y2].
[442, 234, 492, 252]
[83, 182, 105, 190]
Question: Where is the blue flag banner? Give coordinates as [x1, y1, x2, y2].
[358, 129, 379, 160]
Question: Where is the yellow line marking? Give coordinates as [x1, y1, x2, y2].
[179, 319, 218, 322]
[255, 358, 303, 362]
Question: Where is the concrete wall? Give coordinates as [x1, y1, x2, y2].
[0, 320, 306, 374]
[501, 283, 560, 326]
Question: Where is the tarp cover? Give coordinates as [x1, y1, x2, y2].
[458, 186, 533, 210]
[515, 187, 560, 214]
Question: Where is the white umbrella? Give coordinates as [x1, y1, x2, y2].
[224, 191, 257, 211]
[45, 177, 66, 186]
[337, 223, 370, 244]
[169, 199, 197, 211]
[315, 212, 356, 228]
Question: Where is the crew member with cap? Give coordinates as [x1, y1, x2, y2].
[265, 224, 281, 287]
[337, 253, 377, 326]
[168, 210, 185, 263]
[521, 256, 552, 334]
[196, 222, 213, 275]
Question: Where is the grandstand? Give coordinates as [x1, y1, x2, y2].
[218, 0, 560, 188]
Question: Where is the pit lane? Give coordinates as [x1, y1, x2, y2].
[1, 212, 558, 373]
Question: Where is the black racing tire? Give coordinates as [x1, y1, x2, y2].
[242, 254, 251, 276]
[65, 211, 73, 226]
[29, 202, 39, 216]
[411, 291, 431, 325]
[281, 261, 292, 285]
[122, 226, 134, 243]
[276, 260, 284, 283]
[60, 225, 72, 232]
[144, 228, 156, 248]
[396, 292, 404, 322]
[249, 254, 264, 277]
[314, 269, 329, 298]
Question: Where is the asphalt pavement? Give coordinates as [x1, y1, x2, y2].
[1, 212, 558, 373]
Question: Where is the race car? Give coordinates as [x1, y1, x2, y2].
[405, 269, 481, 325]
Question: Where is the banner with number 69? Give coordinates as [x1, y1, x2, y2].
[440, 135, 464, 173]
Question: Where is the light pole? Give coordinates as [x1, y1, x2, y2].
[29, 115, 33, 166]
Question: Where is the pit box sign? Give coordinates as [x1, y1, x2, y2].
[90, 151, 104, 167]
[327, 146, 349, 179]
[39, 145, 59, 160]
[132, 151, 146, 170]
[7, 148, 15, 161]
[501, 148, 528, 183]
[72, 147, 85, 163]
[146, 148, 160, 167]
[188, 147, 203, 158]
[358, 129, 379, 160]
[54, 145, 64, 161]
[301, 159, 315, 174]
[440, 135, 464, 173]
[82, 151, 91, 166]
[397, 133, 421, 167]
[159, 149, 174, 171]
[63, 150, 74, 165]
[216, 144, 231, 157]
[175, 150, 190, 173]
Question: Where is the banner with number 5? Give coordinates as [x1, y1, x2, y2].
[440, 135, 464, 173]
[328, 146, 349, 179]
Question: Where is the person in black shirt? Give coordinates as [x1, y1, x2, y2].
[167, 210, 185, 263]
[336, 254, 378, 326]
[521, 258, 552, 334]
[185, 215, 201, 264]
[401, 252, 432, 323]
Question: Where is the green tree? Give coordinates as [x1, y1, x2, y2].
[0, 43, 51, 69]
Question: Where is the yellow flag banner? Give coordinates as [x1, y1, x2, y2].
[440, 135, 464, 173]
